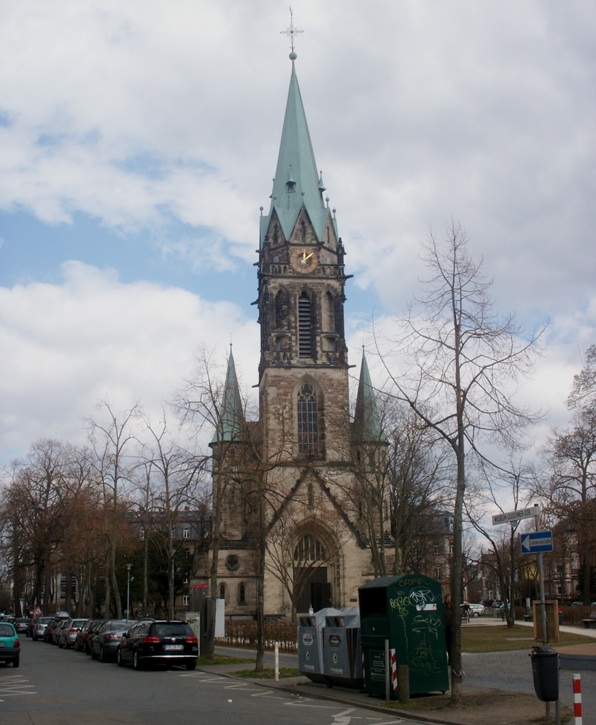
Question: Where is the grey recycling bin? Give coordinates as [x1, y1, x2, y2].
[530, 646, 559, 702]
[322, 608, 363, 689]
[298, 608, 341, 684]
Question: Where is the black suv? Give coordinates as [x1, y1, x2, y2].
[117, 619, 198, 670]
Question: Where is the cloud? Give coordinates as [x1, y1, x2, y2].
[0, 261, 259, 464]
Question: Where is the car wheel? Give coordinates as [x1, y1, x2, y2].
[117, 649, 124, 667]
[185, 661, 197, 671]
[133, 651, 143, 670]
[13, 657, 20, 668]
[473, 612, 479, 617]
[99, 646, 107, 663]
[91, 646, 97, 660]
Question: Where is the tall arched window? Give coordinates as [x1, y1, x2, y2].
[298, 291, 313, 358]
[219, 583, 226, 601]
[238, 583, 246, 605]
[298, 384, 318, 455]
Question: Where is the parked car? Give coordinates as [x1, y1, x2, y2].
[0, 621, 20, 667]
[57, 618, 88, 649]
[43, 613, 70, 643]
[32, 616, 53, 641]
[492, 601, 505, 609]
[91, 620, 133, 662]
[52, 618, 72, 645]
[83, 620, 106, 655]
[14, 618, 30, 634]
[74, 619, 102, 652]
[468, 603, 485, 617]
[117, 619, 198, 670]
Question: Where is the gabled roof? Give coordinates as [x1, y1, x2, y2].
[353, 351, 383, 442]
[260, 57, 332, 245]
[211, 347, 245, 444]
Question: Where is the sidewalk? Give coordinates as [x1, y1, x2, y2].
[199, 621, 596, 725]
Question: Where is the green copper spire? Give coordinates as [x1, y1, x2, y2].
[261, 55, 331, 245]
[353, 350, 383, 441]
[211, 346, 245, 444]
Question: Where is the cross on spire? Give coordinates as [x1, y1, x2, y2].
[280, 7, 303, 54]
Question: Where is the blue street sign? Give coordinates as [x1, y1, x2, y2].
[520, 530, 553, 554]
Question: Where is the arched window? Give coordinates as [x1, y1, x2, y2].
[298, 384, 318, 455]
[219, 583, 226, 601]
[298, 291, 313, 358]
[238, 583, 246, 605]
[294, 533, 326, 564]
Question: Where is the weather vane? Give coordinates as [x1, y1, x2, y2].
[280, 7, 303, 54]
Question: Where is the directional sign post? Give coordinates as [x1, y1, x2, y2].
[521, 530, 553, 554]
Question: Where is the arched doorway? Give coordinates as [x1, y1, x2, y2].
[292, 529, 339, 613]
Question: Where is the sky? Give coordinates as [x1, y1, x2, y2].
[1, 0, 594, 473]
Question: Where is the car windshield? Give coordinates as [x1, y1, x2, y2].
[105, 621, 131, 631]
[0, 624, 15, 637]
[153, 623, 191, 637]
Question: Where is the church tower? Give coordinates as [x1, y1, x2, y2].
[210, 49, 387, 618]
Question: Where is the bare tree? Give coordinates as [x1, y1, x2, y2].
[469, 461, 538, 626]
[376, 222, 543, 702]
[87, 400, 141, 618]
[140, 410, 206, 618]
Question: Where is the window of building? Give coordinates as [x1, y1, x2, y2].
[298, 291, 313, 358]
[219, 584, 226, 601]
[183, 527, 190, 539]
[294, 533, 325, 564]
[298, 384, 318, 455]
[238, 583, 246, 605]
[434, 545, 440, 555]
[183, 594, 190, 606]
[435, 567, 441, 579]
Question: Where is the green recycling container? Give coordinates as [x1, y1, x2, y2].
[359, 574, 449, 697]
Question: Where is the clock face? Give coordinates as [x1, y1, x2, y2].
[291, 247, 319, 273]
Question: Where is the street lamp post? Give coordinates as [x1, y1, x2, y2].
[126, 563, 132, 619]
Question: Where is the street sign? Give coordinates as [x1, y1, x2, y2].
[492, 504, 541, 525]
[520, 530, 553, 554]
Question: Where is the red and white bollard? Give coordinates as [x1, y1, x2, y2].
[573, 673, 582, 725]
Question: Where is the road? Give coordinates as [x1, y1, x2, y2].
[0, 638, 432, 725]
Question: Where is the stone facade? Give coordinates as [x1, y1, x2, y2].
[208, 57, 385, 619]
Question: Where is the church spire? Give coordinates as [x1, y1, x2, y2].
[353, 350, 382, 442]
[261, 54, 332, 246]
[211, 346, 245, 444]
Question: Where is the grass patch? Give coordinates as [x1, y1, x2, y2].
[197, 653, 252, 666]
[233, 667, 302, 679]
[462, 623, 594, 652]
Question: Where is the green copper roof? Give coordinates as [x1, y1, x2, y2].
[211, 347, 245, 444]
[353, 351, 383, 441]
[261, 58, 331, 245]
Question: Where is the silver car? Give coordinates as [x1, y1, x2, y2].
[58, 618, 88, 649]
[32, 616, 53, 641]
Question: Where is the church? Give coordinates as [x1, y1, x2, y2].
[209, 48, 390, 619]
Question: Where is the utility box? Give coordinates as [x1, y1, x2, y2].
[530, 646, 559, 702]
[359, 574, 449, 697]
[297, 608, 341, 684]
[322, 608, 363, 688]
[532, 601, 560, 643]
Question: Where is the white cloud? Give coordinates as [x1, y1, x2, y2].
[0, 0, 594, 466]
[0, 261, 259, 464]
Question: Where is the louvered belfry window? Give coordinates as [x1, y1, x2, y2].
[298, 291, 313, 358]
[298, 384, 318, 454]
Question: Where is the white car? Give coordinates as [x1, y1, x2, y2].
[468, 603, 485, 616]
